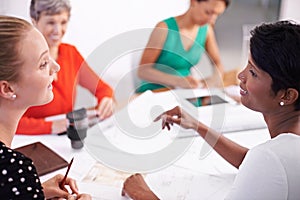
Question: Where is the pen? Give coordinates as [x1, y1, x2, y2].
[59, 157, 74, 189]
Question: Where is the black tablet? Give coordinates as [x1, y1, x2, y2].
[186, 95, 228, 107]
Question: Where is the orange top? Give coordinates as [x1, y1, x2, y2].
[16, 43, 113, 135]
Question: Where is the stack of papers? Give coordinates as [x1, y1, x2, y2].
[195, 103, 267, 133]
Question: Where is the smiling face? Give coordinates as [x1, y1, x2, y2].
[191, 0, 226, 25]
[33, 10, 69, 49]
[238, 54, 284, 113]
[14, 28, 60, 107]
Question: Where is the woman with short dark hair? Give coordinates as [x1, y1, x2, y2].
[123, 20, 300, 200]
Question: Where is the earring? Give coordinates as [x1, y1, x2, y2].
[279, 101, 284, 106]
[11, 94, 16, 100]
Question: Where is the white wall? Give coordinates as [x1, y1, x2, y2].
[67, 0, 188, 57]
[279, 0, 300, 22]
[1, 0, 188, 56]
[1, 0, 31, 20]
[0, 0, 189, 104]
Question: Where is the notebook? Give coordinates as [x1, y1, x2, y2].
[15, 142, 68, 176]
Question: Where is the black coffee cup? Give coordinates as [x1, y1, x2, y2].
[66, 108, 88, 149]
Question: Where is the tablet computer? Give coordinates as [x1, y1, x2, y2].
[15, 142, 68, 176]
[186, 95, 228, 107]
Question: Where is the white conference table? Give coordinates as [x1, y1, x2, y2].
[12, 88, 271, 200]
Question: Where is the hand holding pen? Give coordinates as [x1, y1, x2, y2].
[41, 157, 92, 199]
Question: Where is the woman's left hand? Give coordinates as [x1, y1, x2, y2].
[97, 97, 115, 120]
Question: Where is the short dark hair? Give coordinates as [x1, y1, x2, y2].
[250, 20, 300, 110]
[196, 0, 230, 7]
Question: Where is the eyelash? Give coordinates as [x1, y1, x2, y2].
[47, 21, 55, 25]
[47, 21, 67, 25]
[205, 11, 212, 15]
[249, 69, 257, 77]
[40, 60, 49, 69]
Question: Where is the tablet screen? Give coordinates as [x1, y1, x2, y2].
[186, 95, 228, 107]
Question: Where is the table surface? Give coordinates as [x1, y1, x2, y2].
[12, 88, 270, 200]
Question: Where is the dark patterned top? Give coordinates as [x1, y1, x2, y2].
[0, 141, 45, 199]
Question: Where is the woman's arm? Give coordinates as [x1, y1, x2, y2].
[78, 61, 113, 100]
[16, 117, 53, 135]
[156, 106, 248, 168]
[78, 61, 114, 119]
[196, 125, 248, 168]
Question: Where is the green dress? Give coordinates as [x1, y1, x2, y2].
[136, 17, 208, 93]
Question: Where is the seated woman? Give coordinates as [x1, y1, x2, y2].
[136, 0, 230, 93]
[122, 20, 300, 199]
[0, 15, 90, 199]
[17, 0, 115, 135]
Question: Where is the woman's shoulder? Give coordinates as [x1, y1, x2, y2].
[159, 17, 177, 29]
[256, 133, 300, 150]
[0, 142, 36, 173]
[162, 17, 175, 23]
[246, 133, 300, 167]
[0, 142, 26, 160]
[152, 17, 175, 28]
[155, 21, 168, 29]
[0, 142, 44, 198]
[58, 43, 83, 59]
[59, 43, 78, 51]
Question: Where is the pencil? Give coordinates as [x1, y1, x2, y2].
[59, 157, 74, 189]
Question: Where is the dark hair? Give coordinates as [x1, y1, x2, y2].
[196, 0, 230, 7]
[250, 20, 300, 110]
[0, 16, 32, 82]
[30, 0, 71, 21]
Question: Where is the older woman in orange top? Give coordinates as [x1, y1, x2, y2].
[17, 0, 114, 135]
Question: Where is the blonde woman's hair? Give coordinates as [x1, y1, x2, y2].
[0, 16, 32, 82]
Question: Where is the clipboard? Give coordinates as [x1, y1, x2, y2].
[15, 142, 68, 176]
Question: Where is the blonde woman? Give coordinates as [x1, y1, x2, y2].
[0, 15, 91, 199]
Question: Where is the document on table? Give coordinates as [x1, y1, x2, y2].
[180, 102, 267, 135]
[147, 165, 236, 200]
[82, 163, 131, 187]
[80, 162, 144, 200]
[78, 163, 236, 200]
